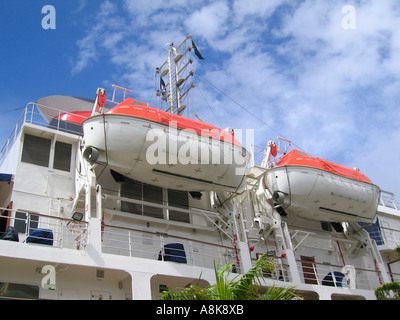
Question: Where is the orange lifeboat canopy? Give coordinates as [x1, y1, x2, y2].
[105, 98, 242, 146]
[276, 149, 373, 184]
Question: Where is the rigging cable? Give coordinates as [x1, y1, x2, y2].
[198, 75, 307, 153]
[193, 80, 223, 128]
[0, 107, 25, 115]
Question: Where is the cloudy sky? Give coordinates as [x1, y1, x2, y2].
[1, 0, 400, 198]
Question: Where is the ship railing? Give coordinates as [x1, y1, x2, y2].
[296, 260, 383, 291]
[249, 144, 267, 168]
[0, 209, 88, 250]
[0, 102, 87, 166]
[388, 270, 400, 283]
[361, 225, 400, 250]
[249, 138, 291, 168]
[101, 223, 243, 273]
[379, 190, 399, 210]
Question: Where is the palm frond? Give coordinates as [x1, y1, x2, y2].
[233, 254, 276, 300]
[258, 285, 301, 300]
[160, 254, 301, 300]
[375, 282, 400, 300]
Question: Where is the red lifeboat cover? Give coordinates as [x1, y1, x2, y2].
[276, 149, 372, 184]
[105, 98, 243, 146]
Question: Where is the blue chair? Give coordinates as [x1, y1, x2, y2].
[26, 229, 53, 246]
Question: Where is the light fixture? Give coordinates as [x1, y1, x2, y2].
[72, 212, 84, 222]
[67, 212, 84, 226]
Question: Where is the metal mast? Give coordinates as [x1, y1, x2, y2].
[156, 35, 196, 115]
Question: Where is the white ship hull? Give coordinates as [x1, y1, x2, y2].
[265, 165, 381, 223]
[82, 114, 250, 192]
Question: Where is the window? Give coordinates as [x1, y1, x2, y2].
[14, 211, 39, 233]
[53, 141, 72, 172]
[21, 134, 72, 172]
[168, 190, 190, 223]
[0, 282, 39, 300]
[143, 184, 163, 219]
[121, 180, 142, 214]
[358, 219, 384, 245]
[21, 134, 51, 167]
[121, 180, 163, 219]
[120, 179, 190, 223]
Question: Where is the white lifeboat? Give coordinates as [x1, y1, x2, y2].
[82, 98, 250, 193]
[264, 149, 380, 223]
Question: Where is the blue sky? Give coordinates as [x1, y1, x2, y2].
[1, 0, 400, 198]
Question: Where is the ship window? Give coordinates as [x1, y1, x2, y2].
[0, 282, 39, 300]
[14, 211, 39, 234]
[168, 190, 190, 223]
[121, 180, 163, 219]
[120, 179, 191, 223]
[21, 134, 51, 167]
[53, 141, 72, 172]
[143, 184, 163, 219]
[121, 180, 143, 215]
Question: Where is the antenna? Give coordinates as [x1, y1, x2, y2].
[156, 35, 196, 115]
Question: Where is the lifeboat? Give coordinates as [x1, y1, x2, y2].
[264, 149, 380, 223]
[82, 98, 250, 193]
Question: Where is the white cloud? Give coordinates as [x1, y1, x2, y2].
[233, 0, 286, 22]
[71, 1, 125, 75]
[184, 1, 230, 40]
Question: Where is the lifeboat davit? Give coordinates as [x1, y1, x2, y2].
[265, 149, 380, 223]
[82, 98, 250, 192]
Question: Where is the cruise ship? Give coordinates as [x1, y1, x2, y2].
[1, 35, 399, 301]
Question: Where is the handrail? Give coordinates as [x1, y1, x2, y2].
[0, 208, 88, 250]
[103, 222, 237, 251]
[102, 223, 242, 272]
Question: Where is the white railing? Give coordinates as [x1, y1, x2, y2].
[0, 209, 88, 250]
[362, 225, 400, 249]
[379, 190, 399, 210]
[102, 224, 242, 273]
[297, 260, 383, 291]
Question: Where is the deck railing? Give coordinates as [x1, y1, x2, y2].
[379, 190, 399, 210]
[296, 260, 383, 291]
[101, 223, 242, 273]
[0, 209, 88, 250]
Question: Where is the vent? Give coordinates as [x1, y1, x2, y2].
[96, 269, 105, 279]
[21, 134, 51, 167]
